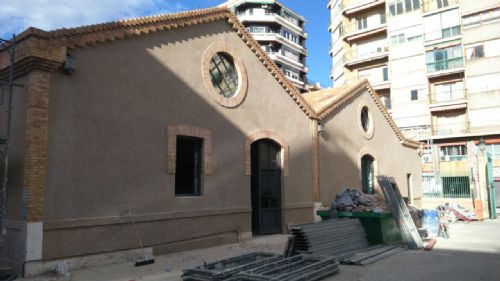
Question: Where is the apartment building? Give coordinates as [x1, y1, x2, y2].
[328, 0, 500, 217]
[225, 0, 309, 91]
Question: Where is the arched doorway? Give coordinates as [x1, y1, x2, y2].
[361, 154, 375, 194]
[251, 139, 282, 235]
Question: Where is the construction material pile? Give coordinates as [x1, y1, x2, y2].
[332, 188, 389, 212]
[377, 176, 423, 250]
[289, 218, 405, 265]
[182, 252, 339, 281]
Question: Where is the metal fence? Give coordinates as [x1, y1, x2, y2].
[423, 170, 472, 198]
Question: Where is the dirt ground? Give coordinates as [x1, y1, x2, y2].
[21, 219, 500, 281]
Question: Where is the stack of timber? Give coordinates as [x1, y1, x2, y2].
[377, 175, 423, 250]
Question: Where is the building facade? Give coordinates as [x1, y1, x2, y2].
[0, 7, 423, 277]
[225, 0, 309, 91]
[328, 0, 500, 217]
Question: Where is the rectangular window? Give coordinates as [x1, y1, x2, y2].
[466, 45, 485, 59]
[426, 45, 464, 72]
[411, 89, 418, 100]
[357, 17, 368, 30]
[396, 1, 404, 14]
[440, 145, 467, 161]
[434, 81, 464, 102]
[405, 0, 412, 12]
[424, 8, 460, 41]
[389, 4, 396, 16]
[413, 0, 420, 9]
[175, 136, 203, 196]
[437, 0, 449, 9]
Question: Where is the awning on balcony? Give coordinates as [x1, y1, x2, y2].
[430, 102, 467, 112]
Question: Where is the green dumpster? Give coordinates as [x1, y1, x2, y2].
[316, 210, 401, 245]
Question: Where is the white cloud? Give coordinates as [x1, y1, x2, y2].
[0, 0, 187, 38]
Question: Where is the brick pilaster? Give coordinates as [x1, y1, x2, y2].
[23, 70, 50, 222]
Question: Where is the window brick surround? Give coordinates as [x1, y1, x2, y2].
[244, 130, 289, 177]
[167, 125, 212, 175]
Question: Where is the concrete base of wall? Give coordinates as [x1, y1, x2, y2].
[23, 230, 253, 277]
[420, 198, 474, 210]
[23, 247, 153, 277]
[153, 230, 251, 256]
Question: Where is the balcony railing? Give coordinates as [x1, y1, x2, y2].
[426, 57, 464, 73]
[433, 121, 469, 136]
[421, 0, 459, 13]
[430, 89, 466, 103]
[343, 46, 388, 62]
[399, 125, 432, 139]
[343, 16, 386, 37]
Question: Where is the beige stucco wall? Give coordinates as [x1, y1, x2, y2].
[42, 21, 314, 259]
[318, 89, 422, 206]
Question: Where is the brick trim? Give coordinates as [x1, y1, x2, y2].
[167, 125, 212, 175]
[24, 70, 51, 222]
[202, 41, 248, 108]
[244, 130, 289, 177]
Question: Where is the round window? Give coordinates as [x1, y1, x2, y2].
[209, 52, 239, 98]
[361, 106, 370, 132]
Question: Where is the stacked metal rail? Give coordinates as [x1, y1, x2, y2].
[340, 244, 406, 265]
[182, 253, 339, 281]
[182, 252, 281, 281]
[229, 255, 339, 281]
[289, 218, 370, 257]
[377, 175, 423, 249]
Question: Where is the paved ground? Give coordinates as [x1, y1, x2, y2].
[21, 219, 500, 281]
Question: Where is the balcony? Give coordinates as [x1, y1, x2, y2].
[343, 0, 386, 17]
[267, 50, 306, 73]
[422, 0, 459, 14]
[343, 19, 387, 42]
[400, 125, 432, 139]
[429, 89, 467, 112]
[237, 13, 306, 37]
[250, 32, 307, 54]
[343, 46, 389, 67]
[432, 121, 469, 136]
[426, 57, 464, 75]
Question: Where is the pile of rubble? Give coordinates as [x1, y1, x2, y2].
[331, 188, 389, 212]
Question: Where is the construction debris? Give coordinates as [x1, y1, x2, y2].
[182, 253, 339, 281]
[332, 188, 389, 212]
[424, 239, 437, 251]
[377, 176, 423, 250]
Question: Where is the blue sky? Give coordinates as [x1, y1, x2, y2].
[0, 0, 331, 87]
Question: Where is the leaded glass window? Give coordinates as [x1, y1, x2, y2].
[209, 53, 239, 98]
[361, 106, 370, 132]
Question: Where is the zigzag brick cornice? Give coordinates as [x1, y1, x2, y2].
[0, 7, 317, 118]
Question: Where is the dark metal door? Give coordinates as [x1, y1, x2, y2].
[251, 140, 282, 235]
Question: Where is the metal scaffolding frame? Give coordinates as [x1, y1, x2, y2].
[0, 34, 18, 247]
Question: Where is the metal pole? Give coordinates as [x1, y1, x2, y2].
[0, 34, 15, 247]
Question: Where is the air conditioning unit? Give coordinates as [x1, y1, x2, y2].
[440, 155, 451, 162]
[377, 47, 382, 52]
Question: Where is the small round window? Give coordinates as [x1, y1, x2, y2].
[209, 53, 239, 98]
[361, 106, 370, 132]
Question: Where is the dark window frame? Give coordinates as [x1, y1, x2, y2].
[175, 136, 203, 196]
[411, 89, 419, 100]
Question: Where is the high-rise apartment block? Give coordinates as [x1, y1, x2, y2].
[225, 0, 309, 91]
[329, 0, 500, 213]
